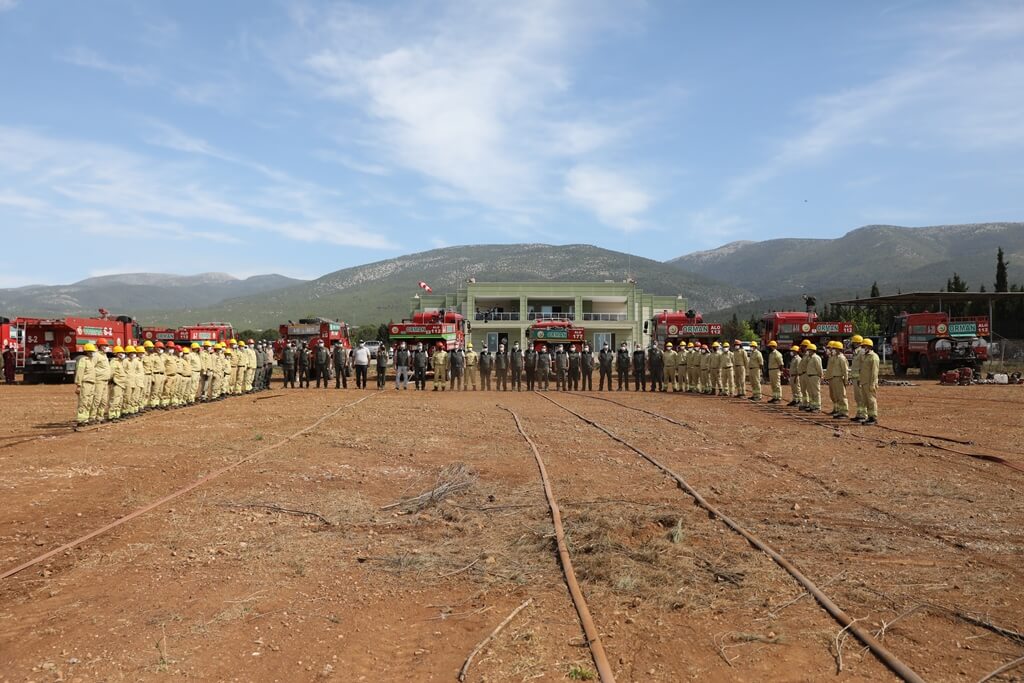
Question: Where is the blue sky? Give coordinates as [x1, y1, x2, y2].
[1, 0, 1022, 286]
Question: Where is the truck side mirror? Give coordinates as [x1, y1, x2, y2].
[643, 321, 650, 334]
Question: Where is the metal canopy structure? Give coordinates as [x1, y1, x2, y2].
[830, 291, 1024, 338]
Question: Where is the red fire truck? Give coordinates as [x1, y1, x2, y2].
[141, 322, 235, 346]
[275, 317, 352, 358]
[1, 317, 21, 353]
[526, 320, 586, 351]
[388, 310, 466, 354]
[16, 312, 141, 383]
[759, 311, 855, 350]
[889, 312, 989, 378]
[649, 310, 723, 347]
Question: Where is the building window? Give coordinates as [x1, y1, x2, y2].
[594, 332, 614, 350]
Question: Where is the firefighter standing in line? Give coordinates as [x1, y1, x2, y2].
[331, 340, 347, 389]
[802, 343, 823, 413]
[648, 342, 664, 392]
[615, 342, 630, 391]
[123, 346, 138, 415]
[598, 342, 613, 391]
[855, 338, 879, 424]
[132, 345, 146, 413]
[787, 343, 803, 406]
[208, 344, 222, 399]
[663, 342, 678, 392]
[797, 339, 814, 408]
[243, 340, 256, 392]
[311, 340, 327, 388]
[524, 344, 537, 391]
[766, 340, 783, 403]
[448, 343, 465, 391]
[149, 342, 166, 407]
[632, 343, 646, 392]
[580, 343, 594, 391]
[720, 341, 734, 396]
[176, 346, 190, 406]
[535, 344, 551, 391]
[198, 341, 211, 398]
[281, 341, 296, 388]
[109, 345, 128, 420]
[696, 344, 709, 393]
[709, 342, 722, 395]
[510, 342, 524, 391]
[849, 335, 864, 420]
[298, 342, 311, 388]
[413, 342, 429, 390]
[90, 338, 112, 422]
[375, 342, 389, 389]
[478, 345, 492, 390]
[432, 342, 448, 391]
[141, 340, 155, 406]
[188, 343, 202, 402]
[732, 340, 747, 398]
[690, 343, 703, 392]
[745, 340, 763, 401]
[554, 344, 568, 391]
[464, 342, 478, 390]
[826, 340, 849, 418]
[74, 343, 97, 427]
[394, 341, 410, 390]
[494, 343, 509, 391]
[567, 344, 581, 391]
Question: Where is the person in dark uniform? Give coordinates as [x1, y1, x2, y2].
[412, 342, 428, 390]
[510, 342, 524, 392]
[394, 342, 410, 390]
[375, 342, 389, 388]
[478, 346, 492, 391]
[567, 345, 581, 391]
[448, 343, 466, 391]
[616, 342, 630, 391]
[536, 344, 551, 391]
[332, 341, 348, 388]
[632, 343, 646, 392]
[524, 345, 538, 391]
[297, 344, 310, 388]
[554, 344, 568, 391]
[282, 341, 297, 388]
[580, 343, 594, 391]
[314, 340, 330, 388]
[494, 343, 509, 391]
[648, 342, 665, 392]
[598, 342, 613, 391]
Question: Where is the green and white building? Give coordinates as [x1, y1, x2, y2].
[410, 281, 681, 352]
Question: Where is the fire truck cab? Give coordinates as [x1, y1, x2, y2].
[276, 317, 352, 357]
[759, 312, 854, 350]
[649, 310, 722, 348]
[889, 311, 989, 378]
[526, 320, 585, 351]
[17, 312, 141, 383]
[388, 310, 467, 355]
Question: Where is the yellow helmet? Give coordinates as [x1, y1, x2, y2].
[767, 340, 778, 347]
[126, 345, 137, 353]
[239, 341, 246, 347]
[467, 343, 474, 349]
[229, 338, 238, 345]
[142, 340, 154, 349]
[850, 335, 864, 344]
[191, 342, 200, 349]
[113, 345, 125, 354]
[807, 343, 817, 351]
[665, 342, 673, 348]
[750, 340, 758, 346]
[828, 340, 842, 350]
[862, 338, 874, 347]
[800, 339, 812, 347]
[224, 348, 233, 355]
[711, 341, 720, 348]
[134, 345, 145, 353]
[83, 343, 97, 352]
[687, 342, 694, 348]
[202, 340, 213, 347]
[182, 346, 190, 353]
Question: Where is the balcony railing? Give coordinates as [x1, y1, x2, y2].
[527, 312, 574, 321]
[474, 312, 521, 321]
[582, 313, 628, 321]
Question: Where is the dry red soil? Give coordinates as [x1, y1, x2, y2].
[1, 379, 1022, 682]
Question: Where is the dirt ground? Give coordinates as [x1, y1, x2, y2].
[1, 377, 1022, 682]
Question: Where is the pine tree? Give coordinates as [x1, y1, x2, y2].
[995, 247, 1009, 292]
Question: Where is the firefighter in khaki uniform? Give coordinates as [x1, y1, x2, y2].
[787, 343, 803, 406]
[766, 340, 784, 403]
[222, 345, 233, 397]
[722, 342, 736, 396]
[854, 338, 879, 424]
[732, 340, 747, 398]
[826, 340, 849, 418]
[149, 342, 166, 408]
[91, 339, 112, 422]
[243, 339, 257, 392]
[109, 346, 129, 420]
[74, 343, 98, 426]
[209, 344, 224, 399]
[132, 345, 146, 414]
[162, 344, 178, 407]
[848, 335, 865, 420]
[663, 343, 679, 392]
[464, 343, 479, 391]
[709, 342, 722, 394]
[141, 340, 155, 406]
[797, 339, 814, 408]
[687, 343, 700, 392]
[124, 346, 139, 415]
[747, 340, 764, 400]
[432, 343, 448, 391]
[699, 344, 712, 393]
[175, 347, 189, 406]
[802, 343, 823, 413]
[188, 343, 202, 403]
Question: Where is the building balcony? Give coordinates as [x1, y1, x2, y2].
[582, 313, 628, 322]
[527, 312, 574, 321]
[474, 312, 521, 321]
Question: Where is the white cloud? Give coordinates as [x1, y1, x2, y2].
[565, 165, 652, 232]
[285, 0, 640, 213]
[727, 2, 1024, 199]
[0, 125, 395, 251]
[59, 47, 157, 85]
[0, 0, 19, 12]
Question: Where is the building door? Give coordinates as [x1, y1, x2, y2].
[487, 332, 500, 353]
[594, 332, 614, 351]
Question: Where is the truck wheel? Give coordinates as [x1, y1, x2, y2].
[919, 356, 933, 379]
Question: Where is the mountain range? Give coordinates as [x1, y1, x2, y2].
[1, 222, 1020, 329]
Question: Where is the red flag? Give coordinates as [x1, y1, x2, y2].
[418, 281, 433, 293]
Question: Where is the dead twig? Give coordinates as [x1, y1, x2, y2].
[761, 571, 846, 620]
[381, 462, 475, 512]
[875, 604, 926, 642]
[438, 558, 480, 579]
[458, 598, 533, 682]
[833, 618, 865, 674]
[976, 654, 1024, 683]
[221, 502, 332, 526]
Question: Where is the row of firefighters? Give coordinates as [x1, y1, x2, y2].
[72, 338, 273, 426]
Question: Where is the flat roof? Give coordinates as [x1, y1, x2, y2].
[831, 291, 1024, 306]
